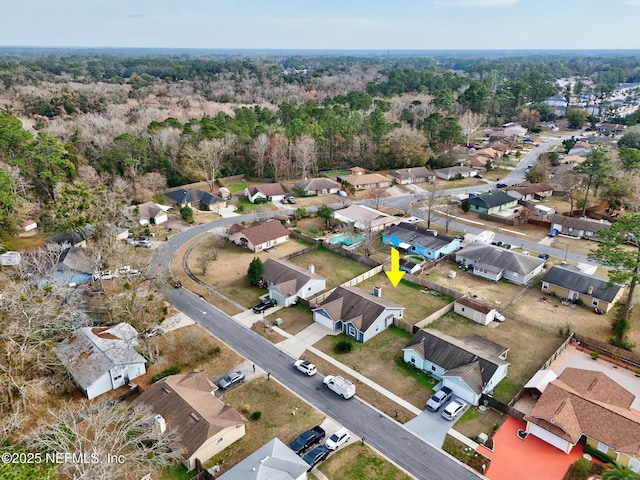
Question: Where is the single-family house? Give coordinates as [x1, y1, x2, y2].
[561, 155, 587, 166]
[46, 224, 95, 248]
[111, 226, 130, 242]
[568, 141, 592, 157]
[227, 220, 290, 252]
[468, 191, 518, 214]
[136, 201, 169, 225]
[387, 167, 435, 185]
[337, 166, 391, 191]
[541, 265, 623, 312]
[333, 205, 401, 232]
[549, 214, 610, 239]
[165, 189, 227, 212]
[217, 438, 309, 480]
[525, 367, 640, 470]
[455, 244, 545, 285]
[0, 251, 21, 266]
[507, 183, 555, 202]
[597, 123, 627, 134]
[488, 130, 515, 142]
[434, 166, 478, 180]
[454, 297, 502, 326]
[243, 183, 285, 203]
[54, 246, 99, 286]
[403, 329, 509, 405]
[312, 285, 405, 343]
[382, 223, 460, 260]
[136, 372, 246, 471]
[503, 125, 528, 137]
[56, 323, 146, 400]
[262, 258, 326, 307]
[293, 177, 341, 196]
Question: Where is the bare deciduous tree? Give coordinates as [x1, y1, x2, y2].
[557, 170, 584, 216]
[292, 134, 317, 179]
[253, 133, 269, 178]
[182, 136, 234, 192]
[420, 181, 444, 229]
[27, 399, 179, 480]
[367, 186, 387, 210]
[458, 111, 486, 147]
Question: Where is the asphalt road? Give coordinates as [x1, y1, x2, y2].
[165, 284, 483, 480]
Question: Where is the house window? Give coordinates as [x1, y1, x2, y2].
[596, 442, 609, 453]
[568, 227, 574, 233]
[585, 231, 593, 237]
[592, 299, 599, 307]
[431, 365, 436, 372]
[411, 356, 416, 364]
[461, 307, 465, 312]
[542, 282, 548, 290]
[347, 324, 356, 338]
[629, 458, 640, 473]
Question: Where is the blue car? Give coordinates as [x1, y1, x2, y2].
[548, 229, 559, 237]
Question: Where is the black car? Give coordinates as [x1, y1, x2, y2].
[496, 183, 508, 188]
[538, 253, 550, 260]
[289, 426, 326, 455]
[252, 298, 277, 314]
[303, 445, 330, 471]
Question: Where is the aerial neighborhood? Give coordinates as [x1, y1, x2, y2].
[3, 47, 640, 480]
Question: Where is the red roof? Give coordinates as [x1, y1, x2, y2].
[230, 220, 290, 246]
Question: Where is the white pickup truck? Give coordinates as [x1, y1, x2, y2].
[323, 375, 355, 399]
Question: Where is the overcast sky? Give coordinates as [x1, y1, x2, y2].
[2, 0, 640, 50]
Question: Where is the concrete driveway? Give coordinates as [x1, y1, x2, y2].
[405, 403, 467, 448]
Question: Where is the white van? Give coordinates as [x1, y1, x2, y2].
[323, 375, 355, 399]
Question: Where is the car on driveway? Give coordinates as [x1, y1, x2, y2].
[293, 360, 317, 376]
[218, 371, 245, 390]
[287, 196, 296, 204]
[303, 445, 330, 471]
[289, 426, 326, 455]
[252, 298, 277, 314]
[442, 399, 467, 421]
[325, 427, 351, 450]
[426, 386, 453, 412]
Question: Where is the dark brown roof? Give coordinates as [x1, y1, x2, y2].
[456, 297, 493, 314]
[228, 220, 290, 246]
[549, 214, 611, 233]
[510, 182, 556, 196]
[136, 372, 246, 459]
[339, 173, 390, 187]
[246, 183, 285, 197]
[315, 286, 403, 333]
[525, 368, 640, 453]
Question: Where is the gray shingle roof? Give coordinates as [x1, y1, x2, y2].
[293, 177, 341, 192]
[541, 265, 622, 303]
[383, 223, 456, 251]
[263, 258, 325, 297]
[165, 189, 224, 206]
[388, 167, 435, 181]
[469, 190, 516, 209]
[458, 244, 544, 276]
[403, 329, 509, 394]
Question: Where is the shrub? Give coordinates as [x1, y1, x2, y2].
[152, 365, 181, 383]
[573, 458, 591, 475]
[583, 442, 613, 463]
[591, 351, 600, 360]
[335, 340, 353, 354]
[250, 411, 262, 421]
[254, 197, 267, 204]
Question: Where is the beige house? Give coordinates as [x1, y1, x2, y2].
[337, 166, 391, 191]
[525, 368, 640, 473]
[136, 372, 246, 471]
[228, 220, 290, 252]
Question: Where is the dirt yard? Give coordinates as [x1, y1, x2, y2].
[288, 247, 371, 291]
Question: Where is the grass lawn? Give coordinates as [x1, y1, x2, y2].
[454, 405, 504, 441]
[205, 378, 325, 473]
[288, 247, 371, 290]
[266, 303, 314, 335]
[356, 273, 454, 323]
[226, 181, 253, 193]
[319, 443, 412, 480]
[321, 170, 350, 179]
[0, 232, 47, 251]
[442, 435, 490, 476]
[159, 465, 194, 480]
[429, 312, 565, 403]
[235, 199, 277, 214]
[312, 327, 436, 410]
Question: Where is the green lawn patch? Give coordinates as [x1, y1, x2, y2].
[159, 464, 195, 480]
[236, 199, 277, 213]
[493, 377, 523, 403]
[321, 170, 350, 179]
[320, 444, 412, 480]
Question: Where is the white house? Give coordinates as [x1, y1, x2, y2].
[294, 177, 341, 196]
[262, 258, 326, 307]
[333, 205, 401, 232]
[136, 372, 246, 471]
[455, 244, 545, 285]
[135, 201, 169, 225]
[403, 329, 510, 405]
[56, 323, 146, 399]
[227, 220, 290, 252]
[454, 297, 501, 326]
[312, 286, 405, 343]
[434, 166, 478, 180]
[244, 183, 285, 203]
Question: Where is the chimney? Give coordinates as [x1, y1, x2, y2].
[373, 286, 382, 297]
[154, 414, 166, 434]
[587, 286, 594, 295]
[308, 264, 315, 274]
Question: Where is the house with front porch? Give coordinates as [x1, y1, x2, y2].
[227, 220, 290, 252]
[455, 244, 545, 285]
[387, 167, 435, 185]
[549, 214, 610, 239]
[262, 258, 326, 307]
[506, 182, 556, 202]
[525, 368, 640, 472]
[312, 286, 404, 343]
[403, 329, 509, 405]
[135, 201, 169, 225]
[468, 191, 518, 214]
[382, 223, 460, 260]
[540, 265, 623, 313]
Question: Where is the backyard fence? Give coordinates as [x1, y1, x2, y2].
[308, 265, 384, 307]
[402, 273, 465, 299]
[481, 394, 525, 423]
[414, 302, 455, 329]
[278, 244, 319, 261]
[540, 333, 575, 370]
[573, 333, 640, 371]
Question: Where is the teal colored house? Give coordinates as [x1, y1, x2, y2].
[468, 191, 518, 214]
[382, 223, 460, 260]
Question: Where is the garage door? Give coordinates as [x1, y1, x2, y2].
[443, 380, 478, 406]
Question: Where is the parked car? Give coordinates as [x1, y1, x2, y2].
[496, 183, 508, 188]
[252, 298, 277, 314]
[426, 386, 453, 412]
[135, 240, 152, 248]
[289, 426, 326, 455]
[454, 235, 465, 241]
[491, 241, 503, 247]
[293, 360, 317, 376]
[474, 174, 483, 179]
[548, 229, 559, 237]
[303, 445, 330, 471]
[218, 371, 245, 390]
[281, 197, 289, 204]
[145, 326, 164, 338]
[538, 253, 550, 260]
[287, 196, 296, 204]
[325, 427, 351, 451]
[402, 217, 420, 224]
[494, 312, 506, 322]
[502, 243, 512, 249]
[442, 399, 467, 421]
